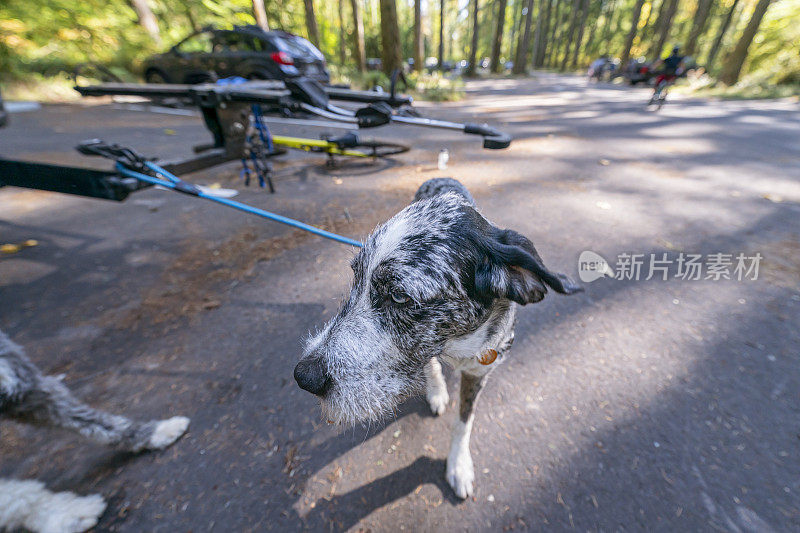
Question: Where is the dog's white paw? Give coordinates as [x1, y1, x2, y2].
[30, 492, 106, 533]
[147, 416, 190, 450]
[446, 450, 475, 499]
[427, 388, 449, 416]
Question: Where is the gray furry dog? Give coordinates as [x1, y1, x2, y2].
[0, 330, 189, 533]
[294, 178, 582, 498]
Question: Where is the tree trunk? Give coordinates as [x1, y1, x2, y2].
[599, 0, 617, 47]
[534, 0, 552, 67]
[338, 0, 347, 64]
[379, 0, 403, 75]
[439, 0, 446, 68]
[719, 0, 772, 85]
[545, 0, 561, 66]
[303, 0, 320, 48]
[582, 0, 599, 58]
[509, 0, 523, 66]
[685, 0, 714, 57]
[705, 0, 739, 71]
[413, 0, 424, 71]
[466, 0, 481, 76]
[530, 0, 543, 69]
[619, 0, 645, 68]
[350, 0, 366, 71]
[513, 0, 535, 73]
[648, 0, 679, 59]
[559, 0, 580, 70]
[491, 0, 509, 72]
[569, 0, 589, 69]
[129, 0, 161, 44]
[251, 0, 270, 31]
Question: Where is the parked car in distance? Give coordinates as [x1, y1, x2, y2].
[143, 26, 329, 84]
[0, 88, 7, 128]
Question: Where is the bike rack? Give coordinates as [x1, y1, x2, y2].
[1, 77, 511, 201]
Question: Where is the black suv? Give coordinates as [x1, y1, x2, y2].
[0, 88, 7, 128]
[143, 26, 330, 84]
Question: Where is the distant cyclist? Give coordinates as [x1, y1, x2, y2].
[588, 55, 612, 81]
[652, 46, 685, 93]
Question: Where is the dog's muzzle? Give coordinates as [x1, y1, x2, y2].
[294, 357, 332, 397]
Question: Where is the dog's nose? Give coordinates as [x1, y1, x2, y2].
[294, 357, 332, 397]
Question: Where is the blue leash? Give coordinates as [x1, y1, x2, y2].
[115, 161, 363, 248]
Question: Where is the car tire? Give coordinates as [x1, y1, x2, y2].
[145, 69, 170, 84]
[247, 71, 272, 81]
[183, 72, 218, 84]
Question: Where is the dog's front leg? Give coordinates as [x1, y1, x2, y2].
[446, 370, 487, 499]
[424, 357, 449, 415]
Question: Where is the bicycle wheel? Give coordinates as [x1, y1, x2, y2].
[656, 88, 668, 110]
[350, 139, 410, 158]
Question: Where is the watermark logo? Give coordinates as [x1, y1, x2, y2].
[578, 251, 762, 282]
[578, 250, 615, 282]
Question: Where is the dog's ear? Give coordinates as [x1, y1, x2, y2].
[474, 228, 583, 305]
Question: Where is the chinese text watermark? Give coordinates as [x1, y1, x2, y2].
[578, 251, 762, 283]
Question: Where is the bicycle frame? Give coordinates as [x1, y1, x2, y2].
[270, 135, 366, 157]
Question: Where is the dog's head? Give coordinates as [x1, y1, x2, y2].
[294, 188, 581, 424]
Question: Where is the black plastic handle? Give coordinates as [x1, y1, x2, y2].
[464, 122, 512, 149]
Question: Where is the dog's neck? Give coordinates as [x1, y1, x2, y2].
[441, 300, 516, 367]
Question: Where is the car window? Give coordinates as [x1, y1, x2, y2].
[252, 37, 278, 53]
[213, 32, 258, 53]
[273, 35, 324, 61]
[177, 32, 213, 54]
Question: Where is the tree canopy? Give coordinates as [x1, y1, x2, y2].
[1, 0, 798, 88]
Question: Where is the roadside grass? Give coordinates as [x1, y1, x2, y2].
[674, 81, 800, 100]
[2, 65, 139, 103]
[671, 69, 800, 101]
[2, 74, 82, 102]
[4, 68, 465, 104]
[329, 66, 465, 102]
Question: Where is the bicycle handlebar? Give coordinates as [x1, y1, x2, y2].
[464, 123, 512, 150]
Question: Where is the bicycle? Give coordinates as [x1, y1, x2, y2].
[236, 106, 409, 191]
[271, 132, 409, 165]
[647, 74, 677, 110]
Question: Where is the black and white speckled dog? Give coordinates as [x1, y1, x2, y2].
[294, 178, 582, 498]
[0, 330, 189, 533]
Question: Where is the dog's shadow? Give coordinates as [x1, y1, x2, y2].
[299, 456, 460, 530]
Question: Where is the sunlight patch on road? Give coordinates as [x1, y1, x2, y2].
[0, 258, 57, 286]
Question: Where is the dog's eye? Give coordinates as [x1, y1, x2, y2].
[390, 291, 409, 304]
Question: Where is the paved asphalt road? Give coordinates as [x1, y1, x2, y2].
[1, 74, 799, 532]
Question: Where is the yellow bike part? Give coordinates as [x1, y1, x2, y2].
[270, 135, 368, 158]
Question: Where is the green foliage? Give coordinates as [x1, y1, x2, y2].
[739, 0, 800, 84]
[0, 0, 796, 101]
[329, 64, 391, 89]
[406, 70, 465, 101]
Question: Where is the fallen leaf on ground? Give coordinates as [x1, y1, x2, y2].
[1, 244, 21, 254]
